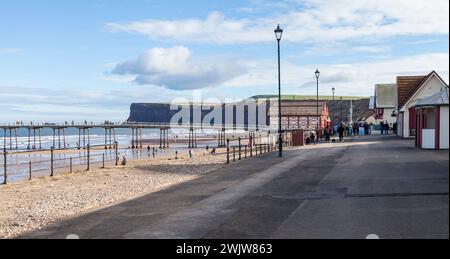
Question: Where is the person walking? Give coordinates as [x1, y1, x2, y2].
[309, 132, 316, 144]
[380, 121, 385, 135]
[324, 125, 331, 143]
[338, 123, 345, 143]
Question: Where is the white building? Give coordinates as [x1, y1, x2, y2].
[374, 84, 397, 126]
[397, 71, 449, 138]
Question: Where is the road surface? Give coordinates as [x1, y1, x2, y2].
[24, 135, 449, 239]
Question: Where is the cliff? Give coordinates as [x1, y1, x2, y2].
[127, 98, 372, 125]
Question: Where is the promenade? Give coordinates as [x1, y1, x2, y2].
[23, 135, 449, 239]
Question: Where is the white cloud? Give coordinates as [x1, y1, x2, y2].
[0, 48, 22, 54]
[111, 46, 247, 90]
[353, 46, 391, 54]
[106, 0, 449, 44]
[222, 52, 449, 96]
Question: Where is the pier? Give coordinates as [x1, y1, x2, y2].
[0, 122, 279, 151]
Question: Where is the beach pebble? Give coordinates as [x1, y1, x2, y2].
[0, 150, 228, 239]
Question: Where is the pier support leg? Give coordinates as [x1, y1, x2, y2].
[87, 128, 90, 146]
[9, 129, 12, 150]
[166, 129, 169, 148]
[27, 128, 31, 150]
[58, 128, 61, 149]
[159, 129, 163, 148]
[140, 128, 143, 149]
[2, 129, 5, 150]
[105, 128, 108, 149]
[113, 129, 117, 146]
[63, 128, 66, 149]
[131, 128, 135, 149]
[83, 129, 86, 149]
[14, 129, 18, 149]
[109, 128, 112, 149]
[33, 128, 36, 150]
[38, 128, 42, 150]
[77, 128, 81, 150]
[52, 129, 55, 149]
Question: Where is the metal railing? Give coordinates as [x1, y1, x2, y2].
[1, 144, 120, 185]
[225, 133, 287, 164]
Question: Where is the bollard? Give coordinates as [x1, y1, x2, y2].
[226, 139, 230, 164]
[238, 137, 241, 161]
[244, 145, 247, 159]
[50, 148, 54, 177]
[70, 157, 73, 174]
[87, 145, 90, 171]
[29, 161, 32, 181]
[233, 147, 236, 162]
[102, 153, 105, 169]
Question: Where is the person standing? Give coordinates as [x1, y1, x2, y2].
[380, 121, 385, 135]
[385, 121, 390, 135]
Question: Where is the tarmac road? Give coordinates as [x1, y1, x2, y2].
[23, 135, 449, 239]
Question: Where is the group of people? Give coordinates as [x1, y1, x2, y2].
[305, 120, 397, 145]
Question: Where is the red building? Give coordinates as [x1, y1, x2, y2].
[413, 88, 449, 150]
[268, 100, 329, 131]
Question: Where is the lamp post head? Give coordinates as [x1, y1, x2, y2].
[332, 87, 335, 93]
[274, 24, 283, 41]
[315, 69, 320, 79]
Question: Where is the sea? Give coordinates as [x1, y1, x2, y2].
[0, 127, 223, 183]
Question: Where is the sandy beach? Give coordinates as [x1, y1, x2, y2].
[0, 148, 228, 239]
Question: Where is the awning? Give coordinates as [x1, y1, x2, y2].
[412, 88, 449, 108]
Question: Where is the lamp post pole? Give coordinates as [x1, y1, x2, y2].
[315, 69, 320, 142]
[332, 87, 335, 127]
[275, 25, 283, 157]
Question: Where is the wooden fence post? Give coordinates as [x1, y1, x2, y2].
[29, 161, 32, 180]
[50, 148, 54, 177]
[87, 144, 90, 171]
[2, 148, 7, 184]
[226, 139, 230, 164]
[238, 137, 241, 161]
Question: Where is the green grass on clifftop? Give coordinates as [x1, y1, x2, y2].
[250, 95, 369, 101]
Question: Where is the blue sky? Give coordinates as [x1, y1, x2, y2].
[0, 0, 449, 122]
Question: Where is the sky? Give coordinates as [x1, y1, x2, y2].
[0, 0, 449, 123]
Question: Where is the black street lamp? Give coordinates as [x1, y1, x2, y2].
[275, 24, 283, 157]
[340, 96, 343, 123]
[315, 69, 320, 142]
